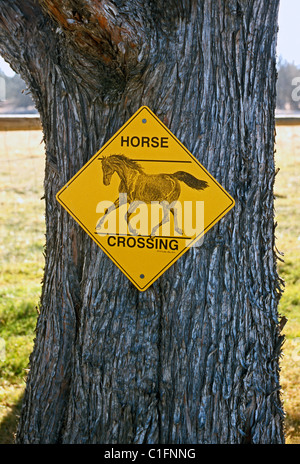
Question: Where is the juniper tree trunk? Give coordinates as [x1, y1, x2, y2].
[0, 0, 285, 444]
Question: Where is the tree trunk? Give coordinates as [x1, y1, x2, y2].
[0, 0, 285, 444]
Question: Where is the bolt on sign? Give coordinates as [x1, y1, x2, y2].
[56, 106, 235, 291]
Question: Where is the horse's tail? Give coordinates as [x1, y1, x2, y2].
[171, 171, 208, 191]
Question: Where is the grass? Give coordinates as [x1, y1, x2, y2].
[0, 127, 299, 444]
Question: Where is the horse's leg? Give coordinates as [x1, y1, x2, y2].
[126, 200, 143, 236]
[150, 201, 171, 236]
[170, 208, 183, 236]
[96, 197, 120, 230]
[167, 183, 183, 235]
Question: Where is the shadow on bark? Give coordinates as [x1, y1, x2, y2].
[0, 394, 24, 444]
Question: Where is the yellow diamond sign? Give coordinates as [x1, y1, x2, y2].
[56, 106, 235, 291]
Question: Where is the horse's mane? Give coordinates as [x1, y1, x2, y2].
[104, 154, 144, 173]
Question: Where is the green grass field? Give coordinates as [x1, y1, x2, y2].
[0, 127, 299, 444]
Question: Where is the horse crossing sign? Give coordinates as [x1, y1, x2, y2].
[56, 106, 235, 291]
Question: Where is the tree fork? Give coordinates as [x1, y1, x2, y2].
[0, 0, 285, 444]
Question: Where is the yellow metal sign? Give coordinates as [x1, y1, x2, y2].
[56, 106, 235, 291]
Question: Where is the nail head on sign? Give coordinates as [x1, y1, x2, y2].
[140, 274, 145, 279]
[142, 119, 147, 124]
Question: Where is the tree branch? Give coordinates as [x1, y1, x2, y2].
[0, 1, 43, 73]
[38, 0, 150, 73]
[0, 0, 59, 113]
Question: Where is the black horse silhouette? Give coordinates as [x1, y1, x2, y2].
[96, 154, 208, 235]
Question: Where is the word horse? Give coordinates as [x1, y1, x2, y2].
[96, 154, 208, 235]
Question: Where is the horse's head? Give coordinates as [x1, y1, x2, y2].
[101, 154, 141, 186]
[101, 156, 115, 186]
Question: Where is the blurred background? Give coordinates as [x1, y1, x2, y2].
[0, 0, 299, 444]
